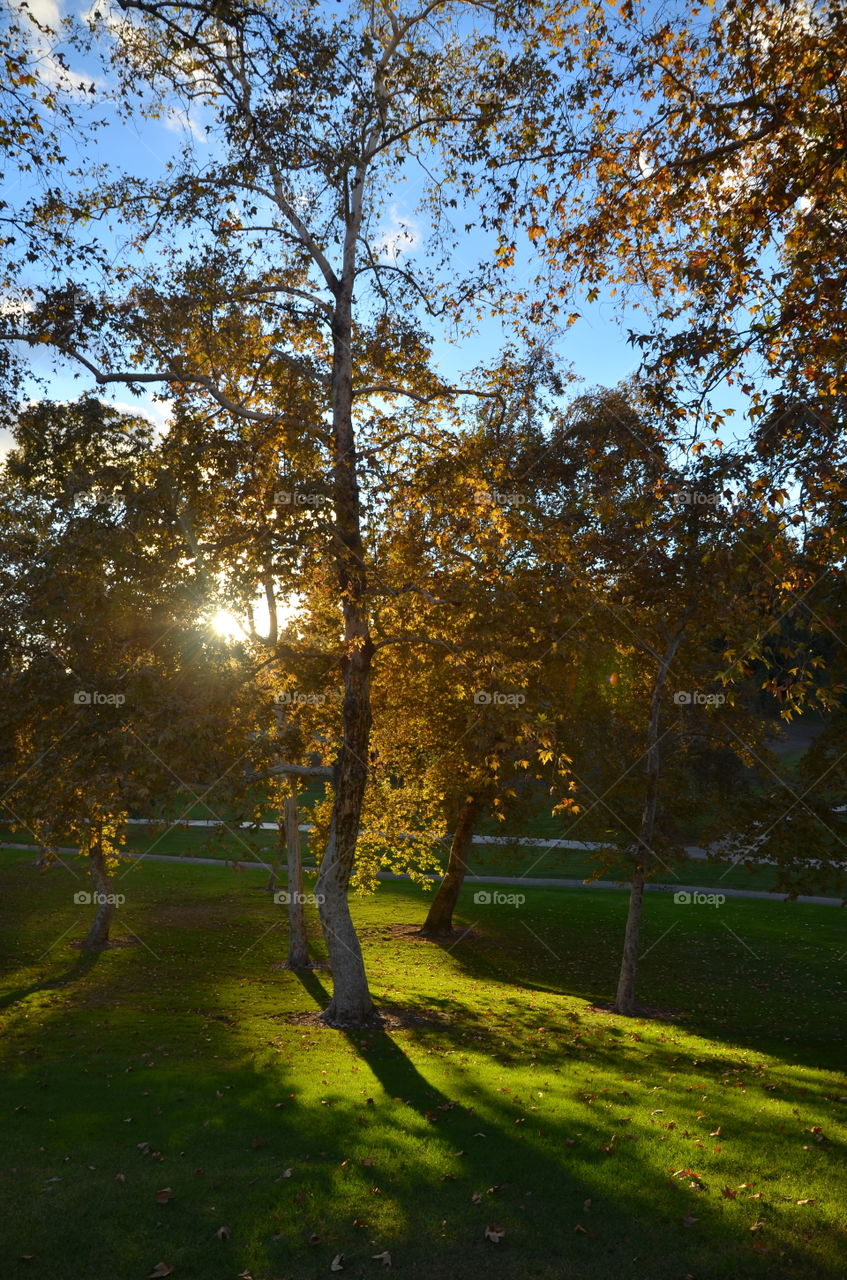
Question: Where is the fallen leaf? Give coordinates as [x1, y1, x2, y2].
[682, 1214, 698, 1228]
[115, 1173, 127, 1183]
[154, 1188, 174, 1204]
[721, 1187, 738, 1200]
[214, 1226, 231, 1241]
[282, 1168, 293, 1178]
[471, 1192, 483, 1204]
[330, 1255, 344, 1272]
[583, 1198, 592, 1212]
[149, 1265, 173, 1278]
[372, 1252, 391, 1267]
[796, 1198, 816, 1205]
[484, 1224, 505, 1243]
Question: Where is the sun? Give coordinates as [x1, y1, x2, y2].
[209, 608, 243, 640]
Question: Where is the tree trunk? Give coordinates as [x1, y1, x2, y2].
[613, 627, 686, 1015]
[266, 796, 285, 893]
[614, 855, 646, 1014]
[81, 827, 115, 949]
[421, 796, 482, 936]
[285, 794, 311, 969]
[314, 280, 376, 1026]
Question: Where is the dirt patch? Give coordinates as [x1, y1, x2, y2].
[280, 1003, 453, 1031]
[587, 1001, 689, 1023]
[68, 936, 139, 950]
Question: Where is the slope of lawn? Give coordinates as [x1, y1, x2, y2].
[1, 850, 845, 1280]
[3, 821, 844, 898]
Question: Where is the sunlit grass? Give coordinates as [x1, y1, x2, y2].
[1, 852, 845, 1278]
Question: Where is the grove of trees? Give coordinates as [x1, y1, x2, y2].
[0, 0, 844, 1024]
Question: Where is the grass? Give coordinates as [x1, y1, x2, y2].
[1, 848, 846, 1279]
[3, 818, 842, 898]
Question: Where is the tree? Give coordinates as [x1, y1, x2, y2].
[0, 397, 260, 947]
[362, 363, 582, 936]
[526, 381, 829, 1014]
[526, 0, 847, 446]
[0, 0, 557, 1023]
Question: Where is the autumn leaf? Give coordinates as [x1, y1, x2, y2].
[214, 1226, 231, 1241]
[682, 1214, 698, 1228]
[372, 1252, 392, 1267]
[154, 1188, 174, 1204]
[148, 1265, 173, 1278]
[484, 1225, 505, 1243]
[330, 1254, 345, 1271]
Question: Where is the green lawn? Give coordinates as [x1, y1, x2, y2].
[3, 818, 843, 898]
[1, 850, 845, 1279]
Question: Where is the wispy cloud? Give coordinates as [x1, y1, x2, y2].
[373, 206, 421, 263]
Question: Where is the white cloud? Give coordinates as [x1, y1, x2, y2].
[162, 105, 207, 143]
[373, 206, 421, 263]
[9, 0, 98, 94]
[107, 396, 173, 438]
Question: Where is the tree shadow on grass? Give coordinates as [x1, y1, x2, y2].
[283, 972, 842, 1280]
[0, 948, 102, 1011]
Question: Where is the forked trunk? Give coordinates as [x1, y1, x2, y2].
[81, 828, 114, 950]
[422, 796, 482, 936]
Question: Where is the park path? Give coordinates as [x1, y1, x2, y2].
[2, 841, 841, 905]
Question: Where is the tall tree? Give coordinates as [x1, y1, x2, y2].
[0, 0, 556, 1022]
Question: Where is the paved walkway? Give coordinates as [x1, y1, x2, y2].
[2, 842, 841, 905]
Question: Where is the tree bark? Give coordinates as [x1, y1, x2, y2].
[421, 796, 483, 937]
[284, 793, 311, 969]
[614, 628, 686, 1015]
[81, 826, 115, 949]
[314, 280, 376, 1026]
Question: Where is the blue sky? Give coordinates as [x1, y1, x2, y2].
[1, 0, 750, 455]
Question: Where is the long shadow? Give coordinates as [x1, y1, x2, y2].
[285, 973, 842, 1280]
[382, 879, 846, 1073]
[0, 948, 102, 1011]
